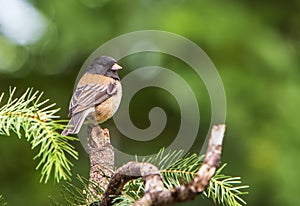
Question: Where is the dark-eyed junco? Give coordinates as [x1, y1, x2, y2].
[62, 56, 122, 136]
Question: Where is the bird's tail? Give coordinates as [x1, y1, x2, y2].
[61, 113, 86, 136]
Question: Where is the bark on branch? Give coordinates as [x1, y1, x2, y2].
[87, 124, 226, 206]
[88, 125, 114, 199]
[100, 161, 162, 206]
[132, 124, 226, 206]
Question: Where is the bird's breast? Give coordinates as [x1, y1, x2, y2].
[94, 81, 122, 123]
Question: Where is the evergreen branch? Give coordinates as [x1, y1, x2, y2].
[0, 87, 78, 183]
[57, 153, 248, 206]
[162, 155, 248, 206]
[111, 149, 188, 205]
[57, 125, 248, 206]
[204, 164, 249, 206]
[160, 153, 203, 189]
[111, 152, 248, 206]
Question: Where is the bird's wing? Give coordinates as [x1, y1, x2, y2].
[68, 82, 117, 116]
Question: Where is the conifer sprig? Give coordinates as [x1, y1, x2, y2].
[113, 149, 248, 206]
[205, 164, 249, 206]
[55, 151, 248, 206]
[0, 87, 78, 183]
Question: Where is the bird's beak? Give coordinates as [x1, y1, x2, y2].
[111, 63, 122, 71]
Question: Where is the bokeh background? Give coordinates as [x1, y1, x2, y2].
[0, 0, 299, 205]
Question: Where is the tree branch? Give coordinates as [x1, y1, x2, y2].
[87, 125, 114, 200]
[100, 161, 162, 206]
[132, 124, 226, 206]
[89, 124, 226, 206]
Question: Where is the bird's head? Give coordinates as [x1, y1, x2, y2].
[87, 56, 122, 80]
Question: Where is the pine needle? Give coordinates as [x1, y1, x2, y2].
[204, 164, 249, 206]
[0, 87, 78, 183]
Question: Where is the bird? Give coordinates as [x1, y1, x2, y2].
[61, 56, 122, 136]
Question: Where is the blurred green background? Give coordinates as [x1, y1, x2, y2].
[0, 0, 299, 205]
